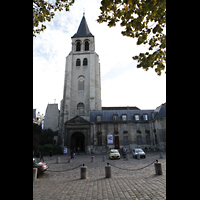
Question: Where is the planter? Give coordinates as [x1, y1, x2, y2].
[97, 131, 102, 135]
[145, 130, 150, 134]
[114, 130, 119, 134]
[136, 130, 141, 134]
[123, 130, 128, 134]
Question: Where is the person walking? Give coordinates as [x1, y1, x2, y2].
[50, 150, 53, 159]
[70, 150, 74, 159]
[40, 151, 44, 162]
[39, 151, 41, 161]
[77, 147, 80, 155]
[73, 148, 76, 157]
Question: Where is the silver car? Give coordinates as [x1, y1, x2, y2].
[132, 148, 146, 158]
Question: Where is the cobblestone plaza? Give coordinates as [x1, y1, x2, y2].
[33, 152, 166, 199]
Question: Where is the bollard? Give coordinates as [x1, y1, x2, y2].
[105, 163, 112, 178]
[68, 157, 71, 163]
[56, 157, 60, 163]
[137, 153, 140, 160]
[91, 155, 95, 162]
[154, 162, 162, 175]
[33, 168, 38, 181]
[80, 164, 87, 179]
[160, 152, 163, 159]
[103, 155, 106, 162]
[126, 154, 129, 160]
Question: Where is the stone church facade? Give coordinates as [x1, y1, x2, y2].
[56, 14, 166, 154]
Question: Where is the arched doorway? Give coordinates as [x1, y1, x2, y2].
[71, 132, 85, 152]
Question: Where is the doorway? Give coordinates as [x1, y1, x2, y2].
[115, 136, 119, 149]
[71, 132, 85, 152]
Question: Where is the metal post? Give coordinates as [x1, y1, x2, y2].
[105, 163, 111, 178]
[80, 164, 87, 179]
[68, 157, 71, 163]
[91, 155, 95, 162]
[33, 168, 38, 181]
[56, 157, 60, 163]
[154, 162, 162, 175]
[126, 154, 129, 160]
[137, 153, 140, 160]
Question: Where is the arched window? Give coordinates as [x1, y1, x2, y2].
[76, 41, 81, 51]
[76, 59, 81, 66]
[85, 41, 89, 51]
[83, 58, 88, 66]
[78, 76, 85, 90]
[77, 103, 85, 116]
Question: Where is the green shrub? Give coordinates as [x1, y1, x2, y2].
[37, 144, 61, 156]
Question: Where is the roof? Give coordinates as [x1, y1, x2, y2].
[154, 103, 166, 118]
[102, 106, 140, 110]
[90, 103, 166, 123]
[72, 15, 94, 38]
[90, 109, 154, 123]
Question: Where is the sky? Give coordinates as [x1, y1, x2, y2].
[33, 0, 166, 115]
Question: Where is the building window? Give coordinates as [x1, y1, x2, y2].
[83, 58, 88, 66]
[76, 41, 81, 51]
[77, 103, 85, 116]
[123, 123, 128, 133]
[76, 59, 81, 66]
[122, 114, 127, 121]
[137, 135, 142, 145]
[145, 123, 149, 131]
[124, 136, 129, 145]
[146, 135, 151, 145]
[143, 114, 148, 121]
[136, 123, 140, 131]
[78, 76, 85, 91]
[135, 114, 139, 121]
[85, 41, 89, 51]
[97, 115, 101, 122]
[113, 114, 118, 121]
[114, 123, 118, 134]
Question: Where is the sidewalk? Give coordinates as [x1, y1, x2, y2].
[33, 152, 166, 199]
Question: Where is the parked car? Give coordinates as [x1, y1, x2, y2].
[33, 158, 49, 177]
[109, 149, 120, 159]
[132, 148, 146, 158]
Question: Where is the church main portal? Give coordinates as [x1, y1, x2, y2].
[71, 132, 85, 152]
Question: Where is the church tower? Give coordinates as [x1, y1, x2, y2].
[58, 14, 102, 150]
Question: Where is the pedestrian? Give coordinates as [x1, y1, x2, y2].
[71, 150, 74, 159]
[40, 151, 44, 162]
[77, 147, 80, 155]
[39, 151, 41, 160]
[50, 150, 52, 159]
[73, 148, 76, 156]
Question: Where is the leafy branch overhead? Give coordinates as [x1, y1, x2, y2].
[33, 0, 75, 37]
[97, 0, 166, 75]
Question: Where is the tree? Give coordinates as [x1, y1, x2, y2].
[39, 128, 55, 145]
[97, 0, 166, 75]
[33, 123, 41, 150]
[33, 0, 166, 75]
[33, 0, 75, 37]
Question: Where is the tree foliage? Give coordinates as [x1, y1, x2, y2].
[97, 0, 166, 75]
[33, 0, 75, 37]
[33, 123, 41, 150]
